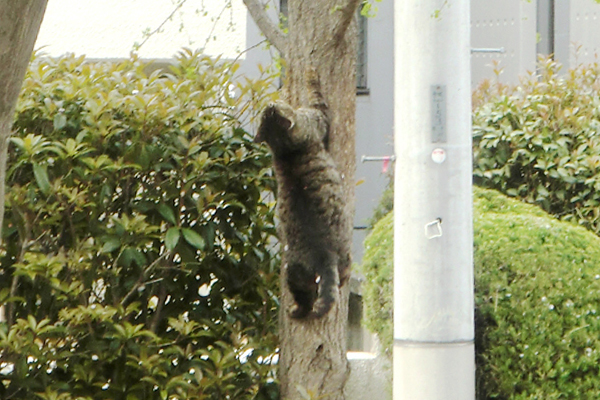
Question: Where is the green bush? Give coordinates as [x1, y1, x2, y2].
[473, 57, 600, 234]
[360, 187, 600, 399]
[0, 51, 280, 400]
[367, 172, 393, 229]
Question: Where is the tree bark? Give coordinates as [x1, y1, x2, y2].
[243, 1, 360, 399]
[0, 1, 48, 324]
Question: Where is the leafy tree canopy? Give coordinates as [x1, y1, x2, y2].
[0, 50, 280, 400]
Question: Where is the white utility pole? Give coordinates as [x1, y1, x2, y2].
[393, 0, 474, 399]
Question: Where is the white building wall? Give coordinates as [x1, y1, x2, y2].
[236, 4, 280, 86]
[35, 0, 247, 60]
[564, 0, 600, 67]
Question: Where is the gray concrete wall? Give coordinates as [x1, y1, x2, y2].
[353, 0, 395, 263]
[561, 0, 600, 67]
[347, 352, 392, 400]
[471, 0, 538, 85]
[238, 7, 280, 84]
[554, 0, 571, 68]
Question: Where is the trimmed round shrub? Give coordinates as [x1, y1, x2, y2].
[0, 51, 280, 400]
[360, 186, 600, 399]
[473, 57, 600, 234]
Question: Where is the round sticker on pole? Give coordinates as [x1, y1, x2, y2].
[432, 148, 446, 164]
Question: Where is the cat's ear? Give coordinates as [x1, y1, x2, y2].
[256, 102, 295, 143]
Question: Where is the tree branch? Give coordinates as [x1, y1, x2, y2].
[134, 0, 188, 51]
[202, 2, 231, 50]
[120, 253, 168, 307]
[243, 0, 287, 56]
[150, 283, 167, 333]
[332, 0, 363, 41]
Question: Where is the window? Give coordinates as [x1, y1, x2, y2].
[280, 0, 288, 20]
[356, 10, 368, 91]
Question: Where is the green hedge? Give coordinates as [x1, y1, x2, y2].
[0, 51, 280, 400]
[473, 57, 600, 234]
[361, 187, 600, 399]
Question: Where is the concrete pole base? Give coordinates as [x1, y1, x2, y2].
[393, 341, 475, 400]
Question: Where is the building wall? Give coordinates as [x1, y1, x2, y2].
[35, 0, 247, 60]
[347, 353, 392, 400]
[236, 4, 280, 83]
[33, 0, 600, 267]
[353, 0, 396, 263]
[33, 0, 600, 344]
[471, 0, 538, 85]
[562, 0, 600, 67]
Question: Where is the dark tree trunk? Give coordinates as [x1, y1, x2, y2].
[244, 1, 360, 399]
[0, 0, 48, 239]
[0, 0, 48, 323]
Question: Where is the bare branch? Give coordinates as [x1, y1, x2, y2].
[134, 0, 189, 52]
[202, 2, 231, 50]
[121, 253, 168, 307]
[243, 0, 287, 56]
[228, 39, 267, 73]
[332, 0, 363, 41]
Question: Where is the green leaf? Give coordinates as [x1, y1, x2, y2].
[32, 162, 51, 194]
[6, 53, 280, 396]
[158, 203, 177, 224]
[101, 236, 121, 253]
[537, 184, 550, 198]
[165, 227, 180, 251]
[120, 248, 147, 267]
[182, 228, 205, 250]
[53, 113, 67, 130]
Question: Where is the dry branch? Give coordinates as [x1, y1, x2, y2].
[243, 0, 287, 55]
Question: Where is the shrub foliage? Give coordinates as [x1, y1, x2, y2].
[0, 51, 280, 400]
[360, 187, 600, 399]
[473, 57, 600, 233]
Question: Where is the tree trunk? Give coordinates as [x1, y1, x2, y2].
[0, 1, 48, 324]
[244, 1, 360, 399]
[0, 0, 48, 240]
